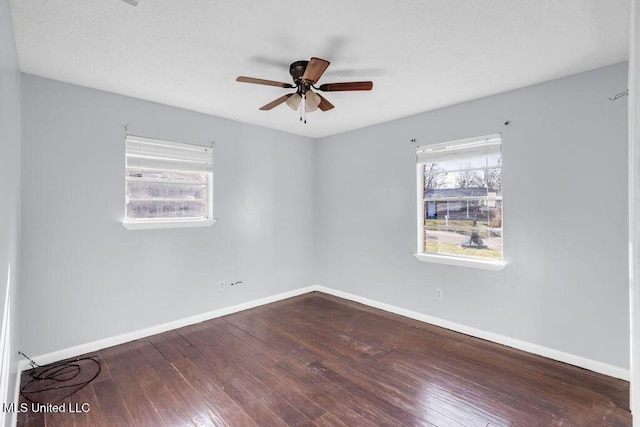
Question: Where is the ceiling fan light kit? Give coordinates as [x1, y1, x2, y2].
[285, 93, 302, 110]
[236, 57, 373, 123]
[304, 91, 321, 112]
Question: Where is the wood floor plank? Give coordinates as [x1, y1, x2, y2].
[211, 321, 329, 421]
[437, 342, 615, 420]
[100, 344, 166, 427]
[17, 291, 632, 426]
[43, 395, 75, 427]
[185, 355, 289, 426]
[159, 327, 289, 425]
[237, 302, 392, 359]
[16, 380, 45, 427]
[259, 393, 315, 427]
[91, 378, 135, 427]
[179, 326, 279, 399]
[170, 357, 258, 426]
[312, 412, 352, 427]
[132, 378, 193, 426]
[277, 388, 326, 422]
[224, 314, 331, 364]
[112, 345, 195, 426]
[147, 333, 185, 363]
[68, 383, 106, 427]
[324, 353, 517, 426]
[391, 345, 583, 421]
[163, 329, 207, 361]
[137, 339, 226, 426]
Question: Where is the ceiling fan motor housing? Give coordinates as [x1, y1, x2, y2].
[289, 60, 309, 85]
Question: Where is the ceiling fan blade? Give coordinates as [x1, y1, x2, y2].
[259, 94, 293, 110]
[236, 76, 294, 88]
[317, 94, 335, 111]
[302, 57, 330, 84]
[318, 81, 373, 92]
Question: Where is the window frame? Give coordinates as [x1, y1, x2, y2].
[122, 134, 216, 231]
[414, 134, 506, 270]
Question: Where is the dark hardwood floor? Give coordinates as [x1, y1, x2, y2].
[17, 292, 631, 426]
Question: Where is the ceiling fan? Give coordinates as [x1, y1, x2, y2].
[236, 57, 373, 123]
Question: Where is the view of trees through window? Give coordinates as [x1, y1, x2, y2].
[422, 152, 503, 261]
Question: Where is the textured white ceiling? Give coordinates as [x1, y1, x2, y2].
[9, 0, 630, 138]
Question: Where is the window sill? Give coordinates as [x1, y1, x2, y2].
[122, 218, 216, 230]
[414, 253, 506, 271]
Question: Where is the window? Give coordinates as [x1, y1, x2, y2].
[415, 134, 504, 270]
[123, 135, 215, 230]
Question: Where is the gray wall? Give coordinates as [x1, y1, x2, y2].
[315, 63, 630, 369]
[0, 0, 21, 420]
[20, 75, 315, 356]
[19, 62, 630, 371]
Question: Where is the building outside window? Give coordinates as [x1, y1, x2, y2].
[416, 134, 503, 269]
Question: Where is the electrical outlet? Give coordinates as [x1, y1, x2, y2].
[218, 281, 225, 292]
[435, 288, 443, 300]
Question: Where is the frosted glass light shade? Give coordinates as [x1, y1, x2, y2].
[285, 93, 301, 110]
[306, 91, 321, 112]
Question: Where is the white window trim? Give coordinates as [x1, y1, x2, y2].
[414, 253, 506, 271]
[122, 218, 217, 230]
[415, 133, 506, 270]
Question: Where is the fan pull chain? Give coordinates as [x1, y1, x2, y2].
[303, 93, 307, 124]
[299, 94, 303, 122]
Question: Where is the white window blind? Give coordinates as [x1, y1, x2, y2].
[416, 134, 501, 164]
[124, 135, 214, 229]
[126, 135, 214, 172]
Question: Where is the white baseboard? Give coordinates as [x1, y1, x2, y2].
[20, 284, 630, 383]
[315, 285, 630, 381]
[19, 285, 317, 372]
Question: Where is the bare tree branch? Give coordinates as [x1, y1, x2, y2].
[424, 163, 446, 191]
